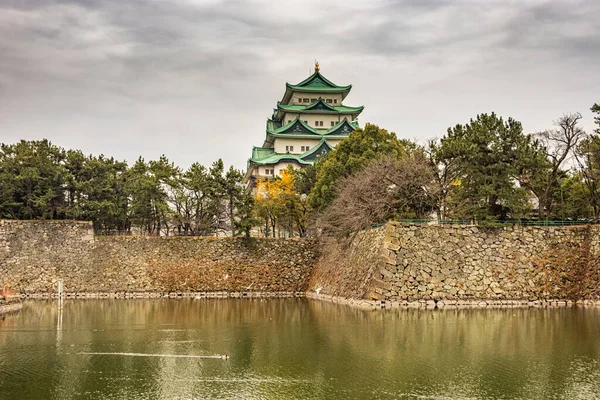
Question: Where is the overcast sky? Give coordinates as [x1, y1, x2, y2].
[1, 0, 599, 170]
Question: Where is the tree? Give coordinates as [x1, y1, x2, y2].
[254, 168, 307, 237]
[126, 156, 176, 235]
[180, 163, 220, 235]
[550, 173, 593, 220]
[319, 154, 437, 238]
[309, 123, 406, 211]
[64, 151, 129, 232]
[576, 104, 600, 218]
[292, 156, 323, 196]
[234, 188, 258, 238]
[592, 103, 600, 134]
[523, 113, 586, 219]
[207, 159, 228, 234]
[426, 139, 461, 221]
[223, 166, 245, 236]
[0, 140, 67, 220]
[438, 113, 534, 221]
[254, 177, 279, 237]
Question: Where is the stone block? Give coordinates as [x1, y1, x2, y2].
[381, 255, 397, 265]
[371, 278, 393, 291]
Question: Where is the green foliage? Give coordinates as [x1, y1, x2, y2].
[592, 103, 600, 135]
[550, 174, 594, 220]
[0, 140, 254, 236]
[234, 188, 258, 238]
[0, 140, 67, 219]
[437, 113, 538, 221]
[309, 123, 405, 210]
[292, 157, 323, 196]
[171, 162, 217, 234]
[224, 165, 247, 236]
[64, 150, 129, 231]
[125, 157, 172, 234]
[576, 134, 600, 219]
[4, 105, 600, 234]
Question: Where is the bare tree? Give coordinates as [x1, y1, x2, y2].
[318, 154, 437, 238]
[530, 113, 587, 219]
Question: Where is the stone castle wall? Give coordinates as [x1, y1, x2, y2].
[310, 222, 600, 305]
[3, 220, 600, 304]
[0, 220, 316, 295]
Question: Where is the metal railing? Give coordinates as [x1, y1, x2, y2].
[393, 219, 598, 227]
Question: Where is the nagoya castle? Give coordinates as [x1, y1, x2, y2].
[244, 62, 363, 187]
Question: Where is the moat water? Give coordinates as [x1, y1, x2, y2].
[1, 299, 599, 399]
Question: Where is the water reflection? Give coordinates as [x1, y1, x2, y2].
[0, 299, 599, 399]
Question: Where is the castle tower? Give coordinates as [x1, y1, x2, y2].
[244, 63, 363, 187]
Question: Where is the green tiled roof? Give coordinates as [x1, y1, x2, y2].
[267, 117, 358, 138]
[266, 119, 282, 131]
[300, 139, 334, 162]
[289, 71, 351, 90]
[249, 152, 312, 166]
[251, 147, 275, 159]
[278, 99, 363, 113]
[281, 71, 352, 104]
[249, 138, 335, 166]
[275, 98, 364, 120]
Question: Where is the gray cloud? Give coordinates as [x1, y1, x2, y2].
[0, 0, 599, 169]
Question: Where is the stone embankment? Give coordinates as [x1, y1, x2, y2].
[0, 220, 316, 296]
[310, 222, 600, 308]
[3, 220, 600, 308]
[307, 292, 600, 310]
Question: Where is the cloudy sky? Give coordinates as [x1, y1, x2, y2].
[1, 0, 599, 170]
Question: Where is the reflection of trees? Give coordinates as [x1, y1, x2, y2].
[1, 300, 599, 399]
[305, 300, 600, 398]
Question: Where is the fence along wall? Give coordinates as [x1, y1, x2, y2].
[309, 222, 600, 305]
[0, 220, 316, 295]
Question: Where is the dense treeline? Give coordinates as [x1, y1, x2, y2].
[0, 140, 253, 236]
[287, 104, 600, 237]
[3, 103, 599, 237]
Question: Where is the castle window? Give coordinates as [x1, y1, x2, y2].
[319, 121, 324, 126]
[286, 145, 294, 152]
[326, 99, 332, 103]
[331, 121, 335, 127]
[311, 98, 317, 103]
[303, 98, 309, 103]
[314, 121, 319, 127]
[334, 99, 337, 104]
[304, 120, 308, 124]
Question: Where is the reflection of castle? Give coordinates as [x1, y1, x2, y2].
[244, 62, 363, 187]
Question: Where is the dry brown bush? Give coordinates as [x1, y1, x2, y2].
[317, 154, 437, 238]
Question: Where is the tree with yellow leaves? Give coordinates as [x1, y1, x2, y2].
[254, 166, 309, 237]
